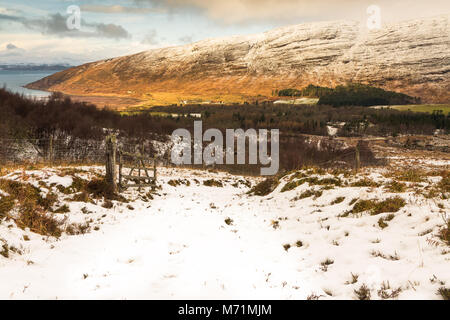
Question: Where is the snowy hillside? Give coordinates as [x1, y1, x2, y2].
[0, 165, 449, 299]
[26, 14, 450, 104]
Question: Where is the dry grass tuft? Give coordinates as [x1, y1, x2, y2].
[437, 287, 450, 300]
[203, 179, 223, 188]
[0, 179, 62, 237]
[354, 284, 371, 300]
[249, 178, 279, 196]
[351, 178, 379, 187]
[351, 197, 406, 215]
[385, 180, 407, 193]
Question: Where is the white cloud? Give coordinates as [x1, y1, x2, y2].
[142, 29, 158, 45]
[80, 4, 164, 14]
[0, 33, 154, 65]
[140, 0, 450, 24]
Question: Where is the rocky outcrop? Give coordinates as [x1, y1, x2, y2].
[27, 15, 450, 105]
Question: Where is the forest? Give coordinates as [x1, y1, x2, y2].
[0, 88, 447, 142]
[278, 84, 421, 107]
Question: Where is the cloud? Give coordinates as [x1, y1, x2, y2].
[80, 4, 163, 14]
[142, 30, 158, 45]
[136, 0, 450, 24]
[95, 23, 131, 39]
[0, 7, 20, 16]
[178, 35, 193, 44]
[0, 42, 25, 59]
[0, 13, 21, 22]
[0, 12, 131, 39]
[0, 32, 153, 65]
[6, 43, 18, 50]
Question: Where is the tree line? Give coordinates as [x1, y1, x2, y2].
[277, 83, 420, 107]
[0, 88, 447, 143]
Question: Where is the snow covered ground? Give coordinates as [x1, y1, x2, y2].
[0, 165, 449, 300]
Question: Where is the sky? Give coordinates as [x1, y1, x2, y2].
[0, 0, 448, 65]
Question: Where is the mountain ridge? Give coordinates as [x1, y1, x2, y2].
[27, 14, 450, 106]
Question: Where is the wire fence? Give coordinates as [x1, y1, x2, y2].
[0, 137, 387, 175]
[0, 137, 169, 166]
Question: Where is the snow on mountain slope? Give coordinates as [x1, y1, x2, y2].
[0, 165, 449, 299]
[26, 15, 450, 104]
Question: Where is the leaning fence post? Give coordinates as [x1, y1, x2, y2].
[105, 134, 118, 193]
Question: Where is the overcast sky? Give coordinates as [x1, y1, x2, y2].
[0, 0, 448, 65]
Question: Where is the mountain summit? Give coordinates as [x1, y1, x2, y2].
[27, 15, 450, 106]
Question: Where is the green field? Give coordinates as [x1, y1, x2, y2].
[390, 104, 450, 115]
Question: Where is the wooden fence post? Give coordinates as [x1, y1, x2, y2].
[48, 135, 53, 165]
[105, 134, 118, 193]
[355, 141, 361, 172]
[118, 151, 123, 191]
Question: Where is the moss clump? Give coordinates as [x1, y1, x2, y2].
[351, 197, 406, 215]
[331, 197, 345, 205]
[66, 222, 90, 235]
[351, 178, 379, 187]
[0, 196, 14, 219]
[168, 179, 190, 187]
[385, 181, 407, 193]
[85, 179, 125, 201]
[249, 178, 279, 196]
[203, 179, 223, 187]
[372, 197, 406, 215]
[290, 171, 308, 179]
[0, 242, 9, 258]
[70, 191, 93, 203]
[54, 204, 70, 214]
[53, 204, 70, 213]
[16, 200, 62, 237]
[378, 218, 389, 229]
[378, 213, 395, 229]
[168, 179, 180, 187]
[281, 180, 304, 192]
[351, 200, 376, 214]
[439, 177, 450, 193]
[395, 169, 425, 182]
[317, 178, 342, 187]
[0, 179, 62, 237]
[294, 190, 323, 200]
[281, 179, 306, 192]
[56, 177, 88, 195]
[439, 220, 449, 246]
[282, 177, 342, 192]
[102, 200, 114, 209]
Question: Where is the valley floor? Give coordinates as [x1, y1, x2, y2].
[0, 165, 449, 299]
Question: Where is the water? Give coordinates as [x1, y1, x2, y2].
[0, 70, 62, 99]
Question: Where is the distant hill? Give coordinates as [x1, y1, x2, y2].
[26, 15, 450, 105]
[0, 64, 72, 71]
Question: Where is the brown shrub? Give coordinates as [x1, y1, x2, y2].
[0, 179, 62, 237]
[249, 178, 279, 196]
[16, 200, 62, 237]
[203, 179, 223, 187]
[351, 197, 406, 215]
